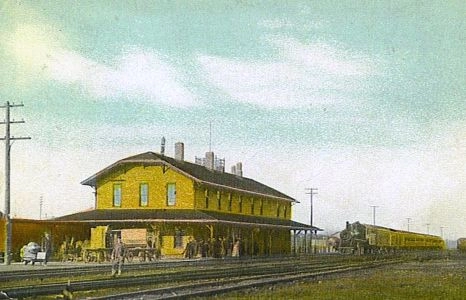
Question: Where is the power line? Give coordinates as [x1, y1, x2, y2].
[0, 102, 30, 265]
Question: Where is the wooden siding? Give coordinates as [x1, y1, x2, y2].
[96, 165, 195, 209]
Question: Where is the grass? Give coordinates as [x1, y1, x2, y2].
[221, 258, 466, 300]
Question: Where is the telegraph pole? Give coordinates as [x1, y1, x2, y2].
[406, 218, 411, 232]
[39, 195, 43, 220]
[305, 188, 318, 254]
[440, 226, 445, 239]
[425, 223, 430, 234]
[0, 102, 30, 265]
[370, 205, 378, 226]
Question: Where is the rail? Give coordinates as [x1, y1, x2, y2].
[1, 256, 405, 299]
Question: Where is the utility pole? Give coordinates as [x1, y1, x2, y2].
[440, 226, 445, 239]
[406, 218, 411, 232]
[305, 188, 318, 254]
[39, 195, 43, 220]
[425, 223, 430, 234]
[0, 102, 30, 265]
[370, 205, 378, 226]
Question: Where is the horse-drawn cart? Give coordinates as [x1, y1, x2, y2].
[84, 226, 158, 263]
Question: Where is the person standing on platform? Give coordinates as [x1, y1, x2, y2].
[111, 237, 124, 276]
[232, 239, 241, 258]
[41, 232, 52, 265]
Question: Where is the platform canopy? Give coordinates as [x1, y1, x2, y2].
[54, 209, 320, 231]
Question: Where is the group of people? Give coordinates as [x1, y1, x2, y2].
[19, 232, 52, 265]
[183, 237, 242, 259]
[59, 237, 89, 262]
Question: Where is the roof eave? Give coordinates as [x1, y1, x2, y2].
[81, 154, 296, 202]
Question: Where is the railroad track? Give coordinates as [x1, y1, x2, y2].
[1, 256, 404, 299]
[0, 256, 296, 282]
[0, 254, 357, 282]
[90, 258, 404, 300]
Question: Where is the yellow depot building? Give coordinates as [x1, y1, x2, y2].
[56, 142, 317, 258]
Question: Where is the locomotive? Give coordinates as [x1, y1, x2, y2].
[339, 221, 446, 254]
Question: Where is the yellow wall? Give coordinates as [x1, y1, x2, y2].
[95, 163, 293, 221]
[193, 186, 292, 220]
[0, 219, 90, 262]
[96, 164, 195, 209]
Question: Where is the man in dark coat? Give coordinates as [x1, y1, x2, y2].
[111, 237, 124, 276]
[41, 232, 52, 265]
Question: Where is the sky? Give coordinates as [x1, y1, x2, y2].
[0, 1, 465, 240]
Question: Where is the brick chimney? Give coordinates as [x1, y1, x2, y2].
[160, 137, 166, 156]
[236, 162, 243, 177]
[231, 165, 237, 175]
[175, 142, 184, 161]
[205, 152, 214, 170]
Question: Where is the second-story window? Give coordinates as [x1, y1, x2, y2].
[260, 199, 264, 215]
[113, 183, 122, 207]
[251, 198, 255, 215]
[167, 183, 176, 206]
[284, 205, 288, 218]
[228, 193, 232, 212]
[276, 202, 280, 217]
[217, 191, 221, 210]
[140, 183, 148, 207]
[205, 189, 209, 209]
[239, 196, 243, 213]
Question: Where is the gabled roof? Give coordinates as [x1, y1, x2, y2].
[54, 209, 319, 231]
[81, 152, 295, 202]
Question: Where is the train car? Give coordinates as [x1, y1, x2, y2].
[457, 238, 466, 252]
[340, 221, 446, 254]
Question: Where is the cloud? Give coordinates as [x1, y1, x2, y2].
[258, 18, 324, 30]
[198, 37, 378, 108]
[270, 37, 376, 76]
[6, 24, 198, 107]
